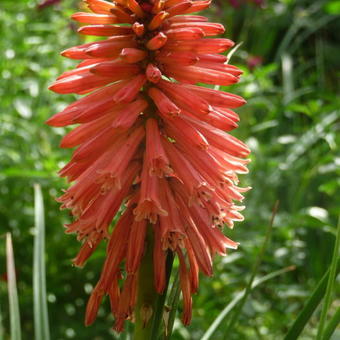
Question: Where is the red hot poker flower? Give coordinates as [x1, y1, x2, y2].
[48, 0, 250, 331]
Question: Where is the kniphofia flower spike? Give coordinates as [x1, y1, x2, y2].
[48, 0, 250, 332]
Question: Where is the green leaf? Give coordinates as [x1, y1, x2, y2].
[317, 216, 340, 339]
[6, 233, 22, 340]
[325, 1, 340, 14]
[33, 184, 51, 340]
[281, 111, 339, 170]
[164, 270, 181, 340]
[0, 299, 4, 340]
[284, 261, 340, 340]
[284, 270, 329, 340]
[201, 265, 295, 340]
[223, 201, 279, 335]
[150, 252, 174, 340]
[323, 307, 340, 340]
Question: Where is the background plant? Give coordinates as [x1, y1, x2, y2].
[0, 0, 339, 339]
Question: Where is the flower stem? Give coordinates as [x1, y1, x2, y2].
[134, 227, 173, 340]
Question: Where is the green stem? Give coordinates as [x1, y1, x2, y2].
[134, 227, 173, 340]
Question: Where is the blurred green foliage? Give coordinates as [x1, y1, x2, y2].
[0, 0, 339, 339]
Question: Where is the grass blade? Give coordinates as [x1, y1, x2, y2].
[290, 15, 337, 56]
[33, 184, 51, 340]
[223, 201, 279, 335]
[274, 0, 328, 60]
[6, 233, 22, 340]
[284, 260, 340, 340]
[214, 41, 243, 92]
[323, 307, 340, 340]
[164, 270, 181, 340]
[201, 265, 295, 340]
[282, 111, 339, 170]
[150, 252, 174, 340]
[317, 216, 340, 339]
[0, 298, 4, 340]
